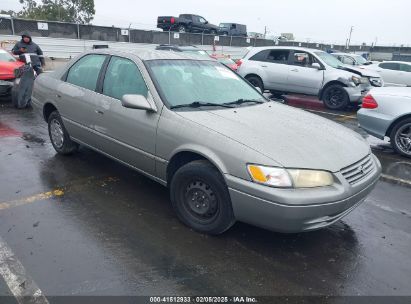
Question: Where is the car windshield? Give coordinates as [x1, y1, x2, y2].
[146, 60, 265, 109]
[315, 51, 343, 69]
[0, 50, 16, 62]
[352, 55, 367, 65]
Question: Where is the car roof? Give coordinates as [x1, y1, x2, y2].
[248, 46, 325, 53]
[85, 49, 212, 61]
[380, 61, 411, 65]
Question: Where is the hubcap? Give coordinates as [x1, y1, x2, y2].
[50, 119, 64, 148]
[179, 26, 185, 33]
[396, 123, 411, 155]
[184, 181, 218, 221]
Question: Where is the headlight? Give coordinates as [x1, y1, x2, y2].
[351, 76, 368, 85]
[247, 165, 334, 188]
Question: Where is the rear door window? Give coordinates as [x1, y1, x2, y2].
[399, 64, 411, 72]
[379, 62, 400, 70]
[267, 50, 290, 64]
[66, 54, 107, 91]
[103, 56, 148, 100]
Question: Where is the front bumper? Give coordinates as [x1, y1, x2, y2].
[225, 154, 381, 233]
[0, 80, 14, 96]
[344, 85, 369, 103]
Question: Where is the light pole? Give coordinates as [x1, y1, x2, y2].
[347, 26, 354, 49]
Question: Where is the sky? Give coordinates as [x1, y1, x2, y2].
[2, 0, 411, 46]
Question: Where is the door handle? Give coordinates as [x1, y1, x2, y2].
[56, 94, 62, 98]
[290, 69, 299, 72]
[261, 65, 268, 68]
[95, 110, 104, 115]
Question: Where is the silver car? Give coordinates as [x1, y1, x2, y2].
[358, 87, 411, 158]
[237, 47, 383, 110]
[32, 49, 381, 234]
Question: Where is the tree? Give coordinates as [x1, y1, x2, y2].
[17, 0, 95, 24]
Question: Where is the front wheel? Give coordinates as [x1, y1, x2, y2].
[245, 75, 264, 93]
[48, 111, 78, 155]
[178, 25, 186, 33]
[322, 84, 349, 110]
[390, 118, 411, 158]
[170, 160, 235, 235]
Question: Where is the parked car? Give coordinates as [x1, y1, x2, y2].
[209, 54, 238, 71]
[331, 52, 373, 66]
[155, 44, 209, 57]
[157, 14, 218, 34]
[32, 49, 381, 234]
[0, 48, 24, 97]
[358, 87, 411, 158]
[237, 46, 383, 110]
[366, 61, 411, 87]
[218, 23, 247, 37]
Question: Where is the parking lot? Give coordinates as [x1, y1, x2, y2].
[0, 94, 410, 302]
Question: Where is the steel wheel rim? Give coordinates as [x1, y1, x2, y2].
[183, 180, 219, 222]
[395, 123, 411, 155]
[179, 26, 186, 33]
[50, 119, 64, 148]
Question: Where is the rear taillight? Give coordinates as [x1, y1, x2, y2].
[236, 59, 243, 67]
[362, 94, 378, 109]
[171, 17, 175, 24]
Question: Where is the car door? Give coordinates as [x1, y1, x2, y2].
[57, 54, 108, 144]
[399, 63, 411, 86]
[93, 55, 160, 176]
[191, 15, 203, 32]
[376, 62, 402, 86]
[254, 49, 291, 91]
[286, 50, 324, 95]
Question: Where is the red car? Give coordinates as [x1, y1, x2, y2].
[210, 54, 238, 72]
[0, 49, 24, 97]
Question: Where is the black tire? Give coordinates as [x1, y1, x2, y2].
[322, 84, 349, 110]
[245, 75, 264, 93]
[48, 111, 78, 155]
[390, 118, 411, 158]
[178, 25, 186, 33]
[170, 160, 235, 235]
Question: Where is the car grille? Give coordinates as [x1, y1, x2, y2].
[340, 154, 375, 185]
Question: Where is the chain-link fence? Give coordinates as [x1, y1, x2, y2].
[1, 16, 411, 55]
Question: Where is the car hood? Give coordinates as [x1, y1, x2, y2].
[341, 65, 380, 78]
[177, 102, 370, 172]
[0, 61, 24, 79]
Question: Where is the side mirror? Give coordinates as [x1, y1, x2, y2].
[255, 87, 262, 94]
[121, 94, 153, 111]
[312, 63, 324, 70]
[205, 20, 209, 24]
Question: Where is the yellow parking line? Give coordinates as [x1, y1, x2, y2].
[0, 190, 65, 211]
[381, 174, 411, 186]
[0, 176, 119, 211]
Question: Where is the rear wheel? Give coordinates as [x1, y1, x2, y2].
[390, 118, 411, 158]
[322, 84, 349, 110]
[245, 75, 264, 93]
[48, 111, 78, 155]
[170, 160, 235, 235]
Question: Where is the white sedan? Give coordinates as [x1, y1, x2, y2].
[366, 61, 411, 87]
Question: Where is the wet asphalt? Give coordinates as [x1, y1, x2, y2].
[0, 96, 410, 301]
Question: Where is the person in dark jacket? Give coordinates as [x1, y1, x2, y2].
[12, 32, 45, 74]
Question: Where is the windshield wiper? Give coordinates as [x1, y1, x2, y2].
[170, 101, 234, 109]
[223, 99, 265, 106]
